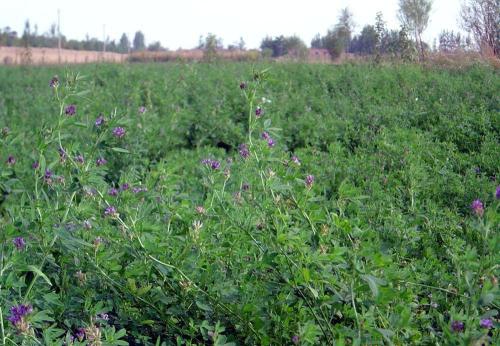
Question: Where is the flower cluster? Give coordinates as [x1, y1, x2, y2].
[261, 131, 275, 147]
[13, 236, 26, 250]
[112, 127, 126, 138]
[132, 186, 148, 193]
[95, 115, 105, 127]
[138, 106, 147, 114]
[65, 104, 76, 116]
[75, 154, 85, 164]
[238, 143, 250, 159]
[96, 157, 107, 166]
[305, 174, 315, 189]
[471, 199, 484, 217]
[202, 158, 221, 170]
[6, 155, 15, 166]
[49, 75, 59, 88]
[480, 318, 493, 329]
[451, 320, 464, 333]
[104, 206, 118, 217]
[8, 304, 33, 331]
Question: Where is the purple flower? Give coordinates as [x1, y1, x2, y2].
[6, 155, 15, 165]
[49, 76, 59, 88]
[112, 127, 126, 138]
[267, 138, 275, 148]
[58, 147, 67, 162]
[83, 220, 92, 230]
[471, 199, 484, 217]
[291, 335, 300, 345]
[291, 155, 301, 165]
[239, 82, 247, 90]
[108, 187, 118, 197]
[65, 104, 76, 116]
[44, 169, 53, 179]
[305, 174, 314, 189]
[242, 182, 250, 191]
[75, 154, 85, 164]
[121, 183, 130, 191]
[132, 186, 147, 193]
[138, 106, 147, 114]
[475, 167, 481, 174]
[480, 318, 493, 329]
[239, 143, 250, 159]
[95, 115, 105, 127]
[32, 161, 39, 170]
[451, 320, 464, 333]
[94, 237, 103, 246]
[75, 327, 86, 341]
[8, 304, 32, 326]
[261, 131, 270, 140]
[13, 237, 26, 250]
[104, 206, 117, 217]
[96, 157, 107, 166]
[255, 107, 262, 117]
[210, 160, 221, 170]
[496, 186, 500, 199]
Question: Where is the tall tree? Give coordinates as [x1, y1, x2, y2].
[22, 20, 31, 47]
[118, 33, 130, 53]
[336, 7, 354, 52]
[398, 0, 432, 60]
[374, 12, 387, 62]
[133, 31, 145, 51]
[460, 0, 499, 57]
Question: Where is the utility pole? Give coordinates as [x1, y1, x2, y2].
[57, 9, 61, 63]
[103, 24, 106, 53]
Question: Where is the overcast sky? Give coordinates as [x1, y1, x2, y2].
[1, 0, 463, 49]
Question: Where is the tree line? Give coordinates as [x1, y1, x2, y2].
[1, 0, 498, 59]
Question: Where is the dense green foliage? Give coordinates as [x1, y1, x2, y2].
[0, 62, 498, 345]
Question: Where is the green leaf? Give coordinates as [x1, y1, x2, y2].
[31, 310, 55, 323]
[360, 274, 386, 297]
[27, 265, 52, 286]
[111, 147, 130, 153]
[196, 300, 213, 312]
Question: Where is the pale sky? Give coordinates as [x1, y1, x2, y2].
[1, 0, 463, 49]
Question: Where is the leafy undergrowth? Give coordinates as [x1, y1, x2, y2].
[0, 63, 498, 345]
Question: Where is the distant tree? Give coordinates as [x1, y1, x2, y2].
[350, 25, 377, 55]
[260, 35, 286, 57]
[50, 23, 57, 37]
[398, 25, 417, 61]
[283, 35, 308, 59]
[439, 30, 467, 52]
[238, 37, 246, 50]
[336, 7, 355, 51]
[133, 31, 146, 51]
[311, 33, 324, 48]
[398, 0, 432, 60]
[22, 20, 31, 47]
[374, 12, 387, 62]
[118, 33, 130, 53]
[200, 33, 223, 61]
[460, 0, 499, 57]
[147, 41, 164, 51]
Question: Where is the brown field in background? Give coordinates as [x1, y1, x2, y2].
[0, 47, 126, 65]
[1, 46, 498, 67]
